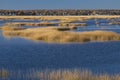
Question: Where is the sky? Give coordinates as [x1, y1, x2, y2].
[0, 0, 120, 10]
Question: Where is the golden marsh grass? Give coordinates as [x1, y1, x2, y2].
[109, 22, 120, 25]
[0, 15, 120, 20]
[0, 69, 120, 80]
[1, 26, 25, 31]
[58, 23, 87, 27]
[5, 21, 57, 27]
[2, 27, 120, 43]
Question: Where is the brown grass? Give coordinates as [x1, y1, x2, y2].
[109, 22, 120, 25]
[40, 21, 57, 26]
[69, 23, 87, 26]
[0, 69, 9, 79]
[34, 70, 120, 80]
[59, 18, 88, 23]
[58, 23, 69, 27]
[1, 69, 120, 80]
[2, 27, 120, 43]
[58, 23, 87, 27]
[0, 15, 120, 20]
[1, 26, 25, 31]
[5, 22, 57, 27]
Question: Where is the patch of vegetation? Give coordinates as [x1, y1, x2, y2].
[69, 23, 87, 26]
[1, 26, 25, 31]
[0, 69, 9, 79]
[6, 22, 57, 27]
[2, 27, 120, 43]
[0, 69, 120, 80]
[109, 22, 120, 25]
[0, 16, 120, 21]
[59, 22, 87, 27]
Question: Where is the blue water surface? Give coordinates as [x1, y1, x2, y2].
[0, 19, 120, 76]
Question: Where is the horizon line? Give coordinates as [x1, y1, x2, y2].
[0, 9, 120, 10]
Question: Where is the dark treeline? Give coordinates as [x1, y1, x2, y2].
[0, 9, 120, 16]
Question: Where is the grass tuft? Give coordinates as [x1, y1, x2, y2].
[5, 22, 57, 27]
[1, 26, 25, 31]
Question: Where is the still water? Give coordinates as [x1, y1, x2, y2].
[0, 19, 120, 79]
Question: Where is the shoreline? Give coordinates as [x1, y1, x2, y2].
[0, 15, 120, 20]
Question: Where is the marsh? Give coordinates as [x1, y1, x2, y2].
[0, 17, 120, 80]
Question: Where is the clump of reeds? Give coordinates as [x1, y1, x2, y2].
[1, 26, 25, 31]
[39, 21, 57, 26]
[1, 69, 120, 80]
[56, 27, 71, 31]
[69, 23, 87, 26]
[60, 18, 87, 23]
[109, 22, 120, 25]
[59, 23, 87, 27]
[2, 27, 120, 43]
[69, 26, 77, 29]
[5, 22, 57, 27]
[58, 23, 69, 27]
[34, 70, 120, 80]
[58, 18, 88, 27]
[0, 69, 9, 79]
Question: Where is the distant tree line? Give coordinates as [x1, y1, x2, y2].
[0, 9, 120, 16]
